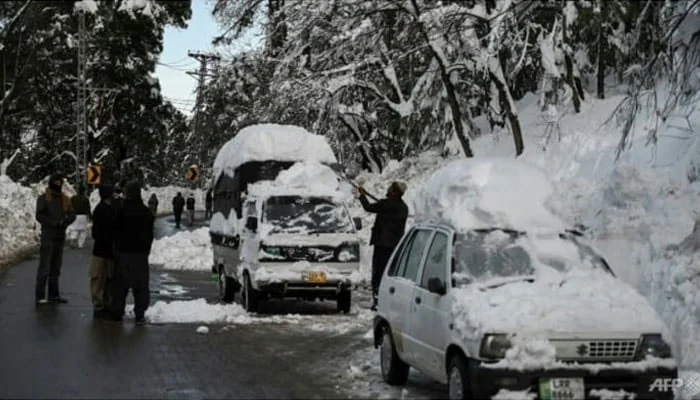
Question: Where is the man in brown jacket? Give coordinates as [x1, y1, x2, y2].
[35, 173, 75, 304]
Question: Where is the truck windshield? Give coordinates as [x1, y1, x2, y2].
[264, 196, 353, 234]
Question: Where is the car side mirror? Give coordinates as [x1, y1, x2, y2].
[353, 217, 363, 230]
[245, 216, 258, 232]
[428, 277, 446, 296]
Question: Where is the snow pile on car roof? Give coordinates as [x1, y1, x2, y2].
[212, 124, 337, 180]
[412, 158, 566, 231]
[247, 161, 351, 200]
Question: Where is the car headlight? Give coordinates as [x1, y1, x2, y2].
[480, 334, 512, 359]
[637, 334, 672, 359]
[337, 243, 360, 262]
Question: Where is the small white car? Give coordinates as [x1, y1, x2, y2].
[372, 158, 677, 400]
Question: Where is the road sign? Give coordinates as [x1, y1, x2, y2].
[86, 164, 102, 185]
[186, 165, 199, 182]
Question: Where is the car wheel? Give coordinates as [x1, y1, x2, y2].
[448, 354, 470, 400]
[242, 273, 259, 313]
[380, 327, 409, 385]
[337, 289, 351, 314]
[218, 267, 235, 303]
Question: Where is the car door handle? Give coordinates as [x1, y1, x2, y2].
[389, 287, 395, 294]
[415, 297, 421, 304]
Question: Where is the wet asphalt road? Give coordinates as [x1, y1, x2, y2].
[0, 212, 384, 399]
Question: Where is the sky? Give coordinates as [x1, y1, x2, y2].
[155, 0, 261, 116]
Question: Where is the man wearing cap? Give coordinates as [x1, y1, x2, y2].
[35, 173, 75, 304]
[358, 181, 409, 311]
[90, 184, 116, 319]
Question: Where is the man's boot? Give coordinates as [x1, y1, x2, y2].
[48, 279, 68, 303]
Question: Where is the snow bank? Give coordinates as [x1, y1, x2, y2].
[146, 298, 254, 324]
[0, 175, 40, 264]
[212, 124, 338, 181]
[149, 227, 212, 271]
[413, 158, 566, 232]
[143, 298, 374, 334]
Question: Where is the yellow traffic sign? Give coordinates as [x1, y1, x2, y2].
[186, 165, 199, 182]
[87, 164, 102, 185]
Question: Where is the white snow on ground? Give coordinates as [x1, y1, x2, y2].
[149, 227, 212, 271]
[135, 298, 374, 334]
[0, 175, 40, 263]
[212, 123, 338, 182]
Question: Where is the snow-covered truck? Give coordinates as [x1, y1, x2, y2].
[209, 124, 362, 313]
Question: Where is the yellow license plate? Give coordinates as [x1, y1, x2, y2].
[304, 271, 327, 284]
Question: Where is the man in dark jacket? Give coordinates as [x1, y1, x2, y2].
[205, 189, 213, 219]
[110, 181, 155, 325]
[358, 181, 409, 311]
[147, 193, 158, 215]
[186, 193, 196, 226]
[172, 192, 185, 228]
[90, 184, 116, 319]
[35, 173, 76, 304]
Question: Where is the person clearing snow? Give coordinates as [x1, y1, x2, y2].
[357, 182, 408, 311]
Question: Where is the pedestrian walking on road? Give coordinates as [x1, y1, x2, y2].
[172, 192, 185, 228]
[34, 173, 76, 305]
[357, 181, 409, 311]
[70, 185, 92, 249]
[90, 184, 116, 319]
[205, 189, 213, 219]
[148, 193, 158, 216]
[186, 193, 196, 226]
[110, 181, 155, 325]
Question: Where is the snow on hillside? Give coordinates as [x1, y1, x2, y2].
[346, 88, 700, 388]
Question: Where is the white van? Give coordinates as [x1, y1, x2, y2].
[209, 124, 361, 312]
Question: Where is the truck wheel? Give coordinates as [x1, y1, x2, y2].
[242, 273, 259, 313]
[380, 326, 409, 385]
[337, 289, 351, 314]
[448, 353, 471, 400]
[218, 267, 235, 303]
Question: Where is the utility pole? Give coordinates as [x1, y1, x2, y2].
[75, 11, 87, 186]
[75, 12, 119, 188]
[186, 51, 220, 182]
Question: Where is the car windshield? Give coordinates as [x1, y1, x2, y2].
[452, 228, 612, 286]
[264, 196, 353, 234]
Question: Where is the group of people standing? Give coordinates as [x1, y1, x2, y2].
[171, 190, 211, 228]
[35, 173, 155, 325]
